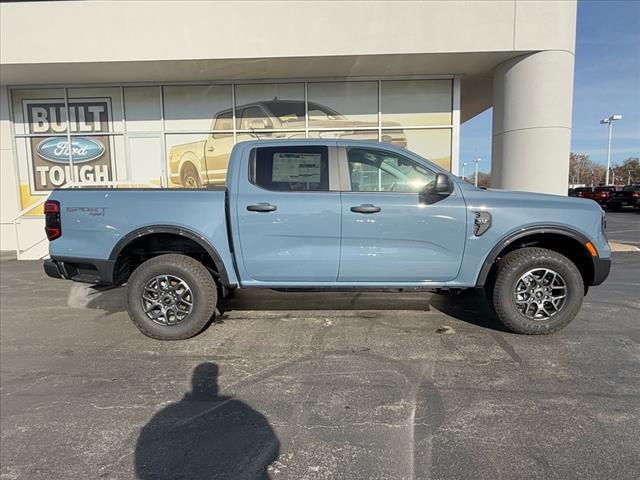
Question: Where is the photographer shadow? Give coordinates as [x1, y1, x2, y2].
[135, 362, 280, 480]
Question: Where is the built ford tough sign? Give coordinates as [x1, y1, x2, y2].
[43, 140, 611, 340]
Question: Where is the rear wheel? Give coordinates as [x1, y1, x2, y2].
[607, 202, 621, 211]
[181, 164, 201, 188]
[491, 247, 583, 334]
[126, 254, 217, 340]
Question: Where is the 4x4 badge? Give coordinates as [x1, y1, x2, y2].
[474, 211, 492, 236]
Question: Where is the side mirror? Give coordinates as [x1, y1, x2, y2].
[420, 173, 454, 204]
[434, 173, 453, 194]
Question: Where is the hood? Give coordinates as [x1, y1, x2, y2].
[460, 183, 604, 211]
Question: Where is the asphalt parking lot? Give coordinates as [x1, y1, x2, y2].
[1, 243, 639, 479]
[606, 210, 640, 247]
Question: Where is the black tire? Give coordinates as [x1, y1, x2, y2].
[491, 247, 583, 335]
[181, 164, 201, 188]
[607, 202, 621, 211]
[126, 254, 217, 340]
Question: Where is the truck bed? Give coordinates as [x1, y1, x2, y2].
[47, 188, 236, 284]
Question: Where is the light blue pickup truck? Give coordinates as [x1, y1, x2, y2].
[44, 140, 610, 340]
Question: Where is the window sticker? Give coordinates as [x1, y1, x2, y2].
[272, 152, 322, 183]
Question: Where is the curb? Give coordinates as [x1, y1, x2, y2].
[609, 241, 640, 252]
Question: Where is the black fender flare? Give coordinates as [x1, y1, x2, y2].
[109, 225, 234, 287]
[475, 225, 593, 287]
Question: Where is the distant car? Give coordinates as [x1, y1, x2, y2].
[580, 185, 618, 205]
[571, 186, 593, 197]
[168, 100, 407, 187]
[606, 185, 640, 211]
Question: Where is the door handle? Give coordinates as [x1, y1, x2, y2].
[206, 146, 215, 152]
[247, 203, 277, 212]
[350, 204, 381, 214]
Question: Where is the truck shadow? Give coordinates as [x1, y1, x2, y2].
[224, 289, 507, 332]
[83, 285, 507, 332]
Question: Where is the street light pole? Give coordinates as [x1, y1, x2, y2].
[601, 114, 623, 185]
[461, 162, 468, 180]
[473, 156, 481, 186]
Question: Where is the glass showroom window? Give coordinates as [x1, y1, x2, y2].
[10, 77, 458, 201]
[10, 87, 128, 214]
[163, 85, 233, 188]
[381, 79, 453, 126]
[307, 81, 378, 129]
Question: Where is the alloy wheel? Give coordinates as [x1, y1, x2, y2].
[513, 268, 567, 320]
[141, 274, 194, 326]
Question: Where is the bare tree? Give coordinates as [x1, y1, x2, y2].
[569, 153, 593, 185]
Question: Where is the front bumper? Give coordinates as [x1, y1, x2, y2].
[592, 256, 611, 286]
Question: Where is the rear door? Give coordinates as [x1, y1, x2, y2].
[338, 145, 467, 282]
[235, 143, 341, 283]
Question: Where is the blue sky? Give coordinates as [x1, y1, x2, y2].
[460, 0, 640, 174]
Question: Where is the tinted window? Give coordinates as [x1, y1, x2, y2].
[346, 147, 435, 193]
[213, 111, 233, 130]
[251, 146, 329, 191]
[212, 111, 233, 139]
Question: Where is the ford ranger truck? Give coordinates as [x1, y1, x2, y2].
[44, 140, 611, 340]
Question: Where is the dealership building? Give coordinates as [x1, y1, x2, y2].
[0, 0, 577, 259]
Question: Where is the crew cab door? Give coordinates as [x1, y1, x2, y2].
[338, 146, 466, 282]
[235, 143, 341, 283]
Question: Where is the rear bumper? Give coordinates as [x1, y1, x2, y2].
[592, 257, 611, 286]
[607, 197, 636, 206]
[43, 259, 63, 279]
[43, 257, 114, 285]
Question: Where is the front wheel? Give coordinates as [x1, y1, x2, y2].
[490, 247, 584, 334]
[126, 254, 218, 340]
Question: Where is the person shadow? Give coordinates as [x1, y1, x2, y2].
[135, 362, 280, 480]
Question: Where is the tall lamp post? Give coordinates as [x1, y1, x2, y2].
[461, 162, 468, 180]
[473, 156, 481, 186]
[601, 114, 623, 185]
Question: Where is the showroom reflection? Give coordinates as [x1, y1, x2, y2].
[10, 79, 456, 212]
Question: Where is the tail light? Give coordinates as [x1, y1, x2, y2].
[44, 200, 61, 241]
[633, 191, 640, 198]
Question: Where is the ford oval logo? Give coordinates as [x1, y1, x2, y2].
[36, 137, 105, 164]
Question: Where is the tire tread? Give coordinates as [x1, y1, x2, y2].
[491, 247, 583, 335]
[127, 254, 217, 340]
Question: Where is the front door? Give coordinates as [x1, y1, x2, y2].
[338, 146, 467, 283]
[236, 144, 342, 283]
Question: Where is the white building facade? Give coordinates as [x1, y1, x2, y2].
[0, 0, 577, 258]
